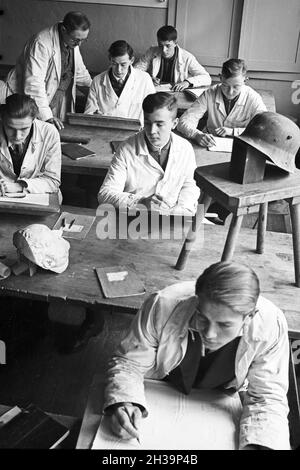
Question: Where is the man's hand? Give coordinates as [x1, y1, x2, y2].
[47, 117, 64, 130]
[195, 133, 216, 147]
[110, 403, 142, 440]
[1, 180, 24, 194]
[138, 194, 156, 210]
[153, 77, 161, 85]
[214, 126, 233, 137]
[172, 80, 190, 91]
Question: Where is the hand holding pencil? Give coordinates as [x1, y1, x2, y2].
[110, 402, 142, 444]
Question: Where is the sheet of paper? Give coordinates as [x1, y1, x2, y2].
[0, 194, 49, 206]
[155, 83, 173, 92]
[92, 380, 242, 450]
[208, 137, 233, 153]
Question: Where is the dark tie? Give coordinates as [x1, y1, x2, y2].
[167, 331, 202, 395]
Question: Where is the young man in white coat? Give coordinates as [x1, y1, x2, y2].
[6, 11, 92, 131]
[177, 58, 267, 147]
[98, 92, 200, 216]
[85, 40, 155, 125]
[0, 94, 61, 195]
[135, 25, 211, 92]
[104, 261, 290, 450]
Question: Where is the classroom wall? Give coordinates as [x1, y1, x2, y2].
[0, 0, 166, 73]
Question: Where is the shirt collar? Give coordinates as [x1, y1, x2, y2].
[144, 132, 172, 154]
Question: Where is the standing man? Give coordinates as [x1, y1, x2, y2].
[135, 25, 211, 91]
[6, 11, 92, 130]
[85, 40, 155, 124]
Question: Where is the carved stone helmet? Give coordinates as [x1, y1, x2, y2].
[238, 112, 300, 173]
[13, 224, 70, 273]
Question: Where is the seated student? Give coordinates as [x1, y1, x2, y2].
[177, 59, 267, 147]
[98, 92, 200, 215]
[135, 25, 211, 91]
[85, 40, 155, 124]
[0, 94, 61, 195]
[104, 261, 290, 450]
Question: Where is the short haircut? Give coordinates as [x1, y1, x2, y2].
[108, 40, 134, 59]
[195, 261, 260, 316]
[142, 92, 178, 118]
[0, 93, 38, 120]
[221, 59, 247, 79]
[157, 25, 177, 42]
[63, 11, 90, 32]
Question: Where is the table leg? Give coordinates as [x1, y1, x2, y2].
[221, 214, 243, 261]
[175, 193, 212, 271]
[289, 202, 300, 287]
[256, 202, 268, 254]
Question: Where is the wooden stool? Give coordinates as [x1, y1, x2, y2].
[175, 162, 300, 287]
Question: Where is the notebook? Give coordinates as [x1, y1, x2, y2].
[0, 194, 49, 206]
[0, 404, 69, 449]
[61, 143, 96, 160]
[95, 264, 146, 298]
[52, 211, 96, 240]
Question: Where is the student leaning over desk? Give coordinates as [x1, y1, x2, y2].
[177, 59, 267, 147]
[0, 94, 61, 195]
[5, 11, 92, 131]
[97, 92, 200, 215]
[85, 40, 155, 125]
[104, 262, 290, 450]
[135, 25, 211, 91]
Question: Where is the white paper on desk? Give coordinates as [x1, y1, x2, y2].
[208, 137, 233, 153]
[155, 83, 172, 92]
[92, 380, 242, 450]
[0, 194, 49, 206]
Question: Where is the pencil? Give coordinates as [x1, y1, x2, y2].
[123, 407, 141, 445]
[68, 218, 76, 229]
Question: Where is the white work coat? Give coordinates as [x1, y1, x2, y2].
[135, 46, 211, 87]
[6, 23, 92, 121]
[104, 281, 290, 450]
[0, 119, 61, 193]
[84, 67, 155, 124]
[98, 130, 200, 215]
[177, 83, 267, 139]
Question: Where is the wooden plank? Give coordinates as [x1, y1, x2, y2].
[66, 113, 141, 131]
[0, 206, 300, 334]
[0, 193, 60, 216]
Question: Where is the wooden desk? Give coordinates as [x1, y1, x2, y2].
[76, 374, 241, 450]
[60, 123, 230, 177]
[0, 205, 300, 336]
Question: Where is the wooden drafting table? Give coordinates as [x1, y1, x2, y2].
[76, 374, 242, 450]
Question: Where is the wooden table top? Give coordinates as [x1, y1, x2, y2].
[0, 206, 299, 336]
[60, 124, 231, 176]
[195, 163, 300, 214]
